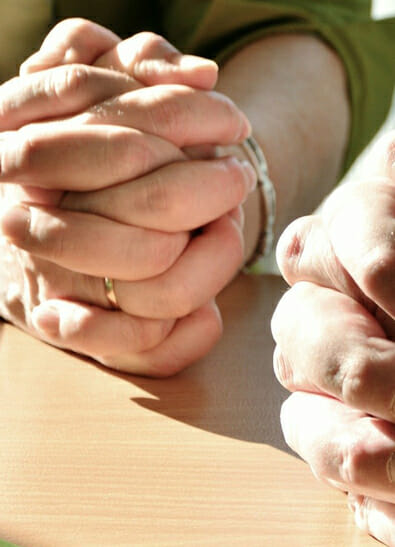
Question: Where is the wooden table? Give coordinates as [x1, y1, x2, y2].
[0, 274, 378, 546]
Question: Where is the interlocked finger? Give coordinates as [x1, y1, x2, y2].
[62, 156, 256, 231]
[111, 214, 244, 319]
[272, 282, 395, 422]
[71, 84, 251, 147]
[21, 20, 218, 90]
[0, 124, 184, 190]
[0, 64, 140, 131]
[0, 203, 189, 280]
[95, 32, 218, 89]
[276, 214, 366, 304]
[348, 493, 395, 546]
[281, 392, 395, 504]
[321, 177, 395, 321]
[32, 299, 175, 355]
[32, 298, 223, 377]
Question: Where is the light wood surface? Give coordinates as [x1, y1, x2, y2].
[0, 274, 378, 546]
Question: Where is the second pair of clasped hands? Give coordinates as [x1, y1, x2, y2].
[274, 130, 395, 545]
[0, 18, 258, 376]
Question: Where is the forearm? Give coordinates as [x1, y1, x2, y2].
[216, 33, 350, 261]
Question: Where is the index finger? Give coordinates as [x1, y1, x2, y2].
[0, 64, 140, 131]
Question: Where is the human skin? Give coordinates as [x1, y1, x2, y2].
[0, 24, 253, 375]
[272, 131, 395, 545]
[0, 19, 350, 375]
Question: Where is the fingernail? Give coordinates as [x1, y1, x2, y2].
[0, 205, 30, 243]
[178, 55, 218, 72]
[32, 304, 60, 336]
[238, 114, 252, 141]
[241, 159, 257, 192]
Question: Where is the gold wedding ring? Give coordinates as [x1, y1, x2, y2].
[104, 277, 119, 308]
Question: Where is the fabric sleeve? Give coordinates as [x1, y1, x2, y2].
[162, 0, 395, 174]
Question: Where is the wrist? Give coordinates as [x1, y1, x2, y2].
[217, 136, 276, 273]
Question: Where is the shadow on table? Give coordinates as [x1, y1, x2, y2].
[93, 274, 291, 454]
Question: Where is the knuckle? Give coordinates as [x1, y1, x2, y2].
[143, 171, 171, 214]
[142, 170, 188, 226]
[223, 158, 250, 202]
[135, 31, 171, 57]
[212, 91, 242, 141]
[149, 86, 187, 139]
[51, 64, 91, 102]
[126, 132, 155, 174]
[63, 64, 91, 94]
[341, 350, 373, 408]
[337, 437, 369, 488]
[10, 127, 42, 176]
[276, 216, 314, 282]
[50, 17, 93, 38]
[118, 317, 156, 353]
[107, 128, 154, 180]
[164, 278, 195, 318]
[359, 243, 395, 297]
[151, 305, 223, 378]
[150, 232, 187, 276]
[42, 220, 68, 261]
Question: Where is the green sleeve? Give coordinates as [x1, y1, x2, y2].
[162, 0, 395, 174]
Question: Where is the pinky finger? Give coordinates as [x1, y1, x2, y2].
[31, 299, 175, 358]
[105, 300, 223, 378]
[348, 493, 395, 547]
[31, 299, 222, 378]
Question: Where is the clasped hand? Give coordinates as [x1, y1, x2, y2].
[273, 130, 395, 545]
[0, 19, 256, 376]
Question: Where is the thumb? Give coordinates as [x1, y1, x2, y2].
[20, 19, 218, 91]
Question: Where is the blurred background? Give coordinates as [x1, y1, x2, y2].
[339, 0, 395, 184]
[372, 0, 395, 128]
[372, 0, 395, 19]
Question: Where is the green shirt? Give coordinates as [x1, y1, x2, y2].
[0, 0, 394, 171]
